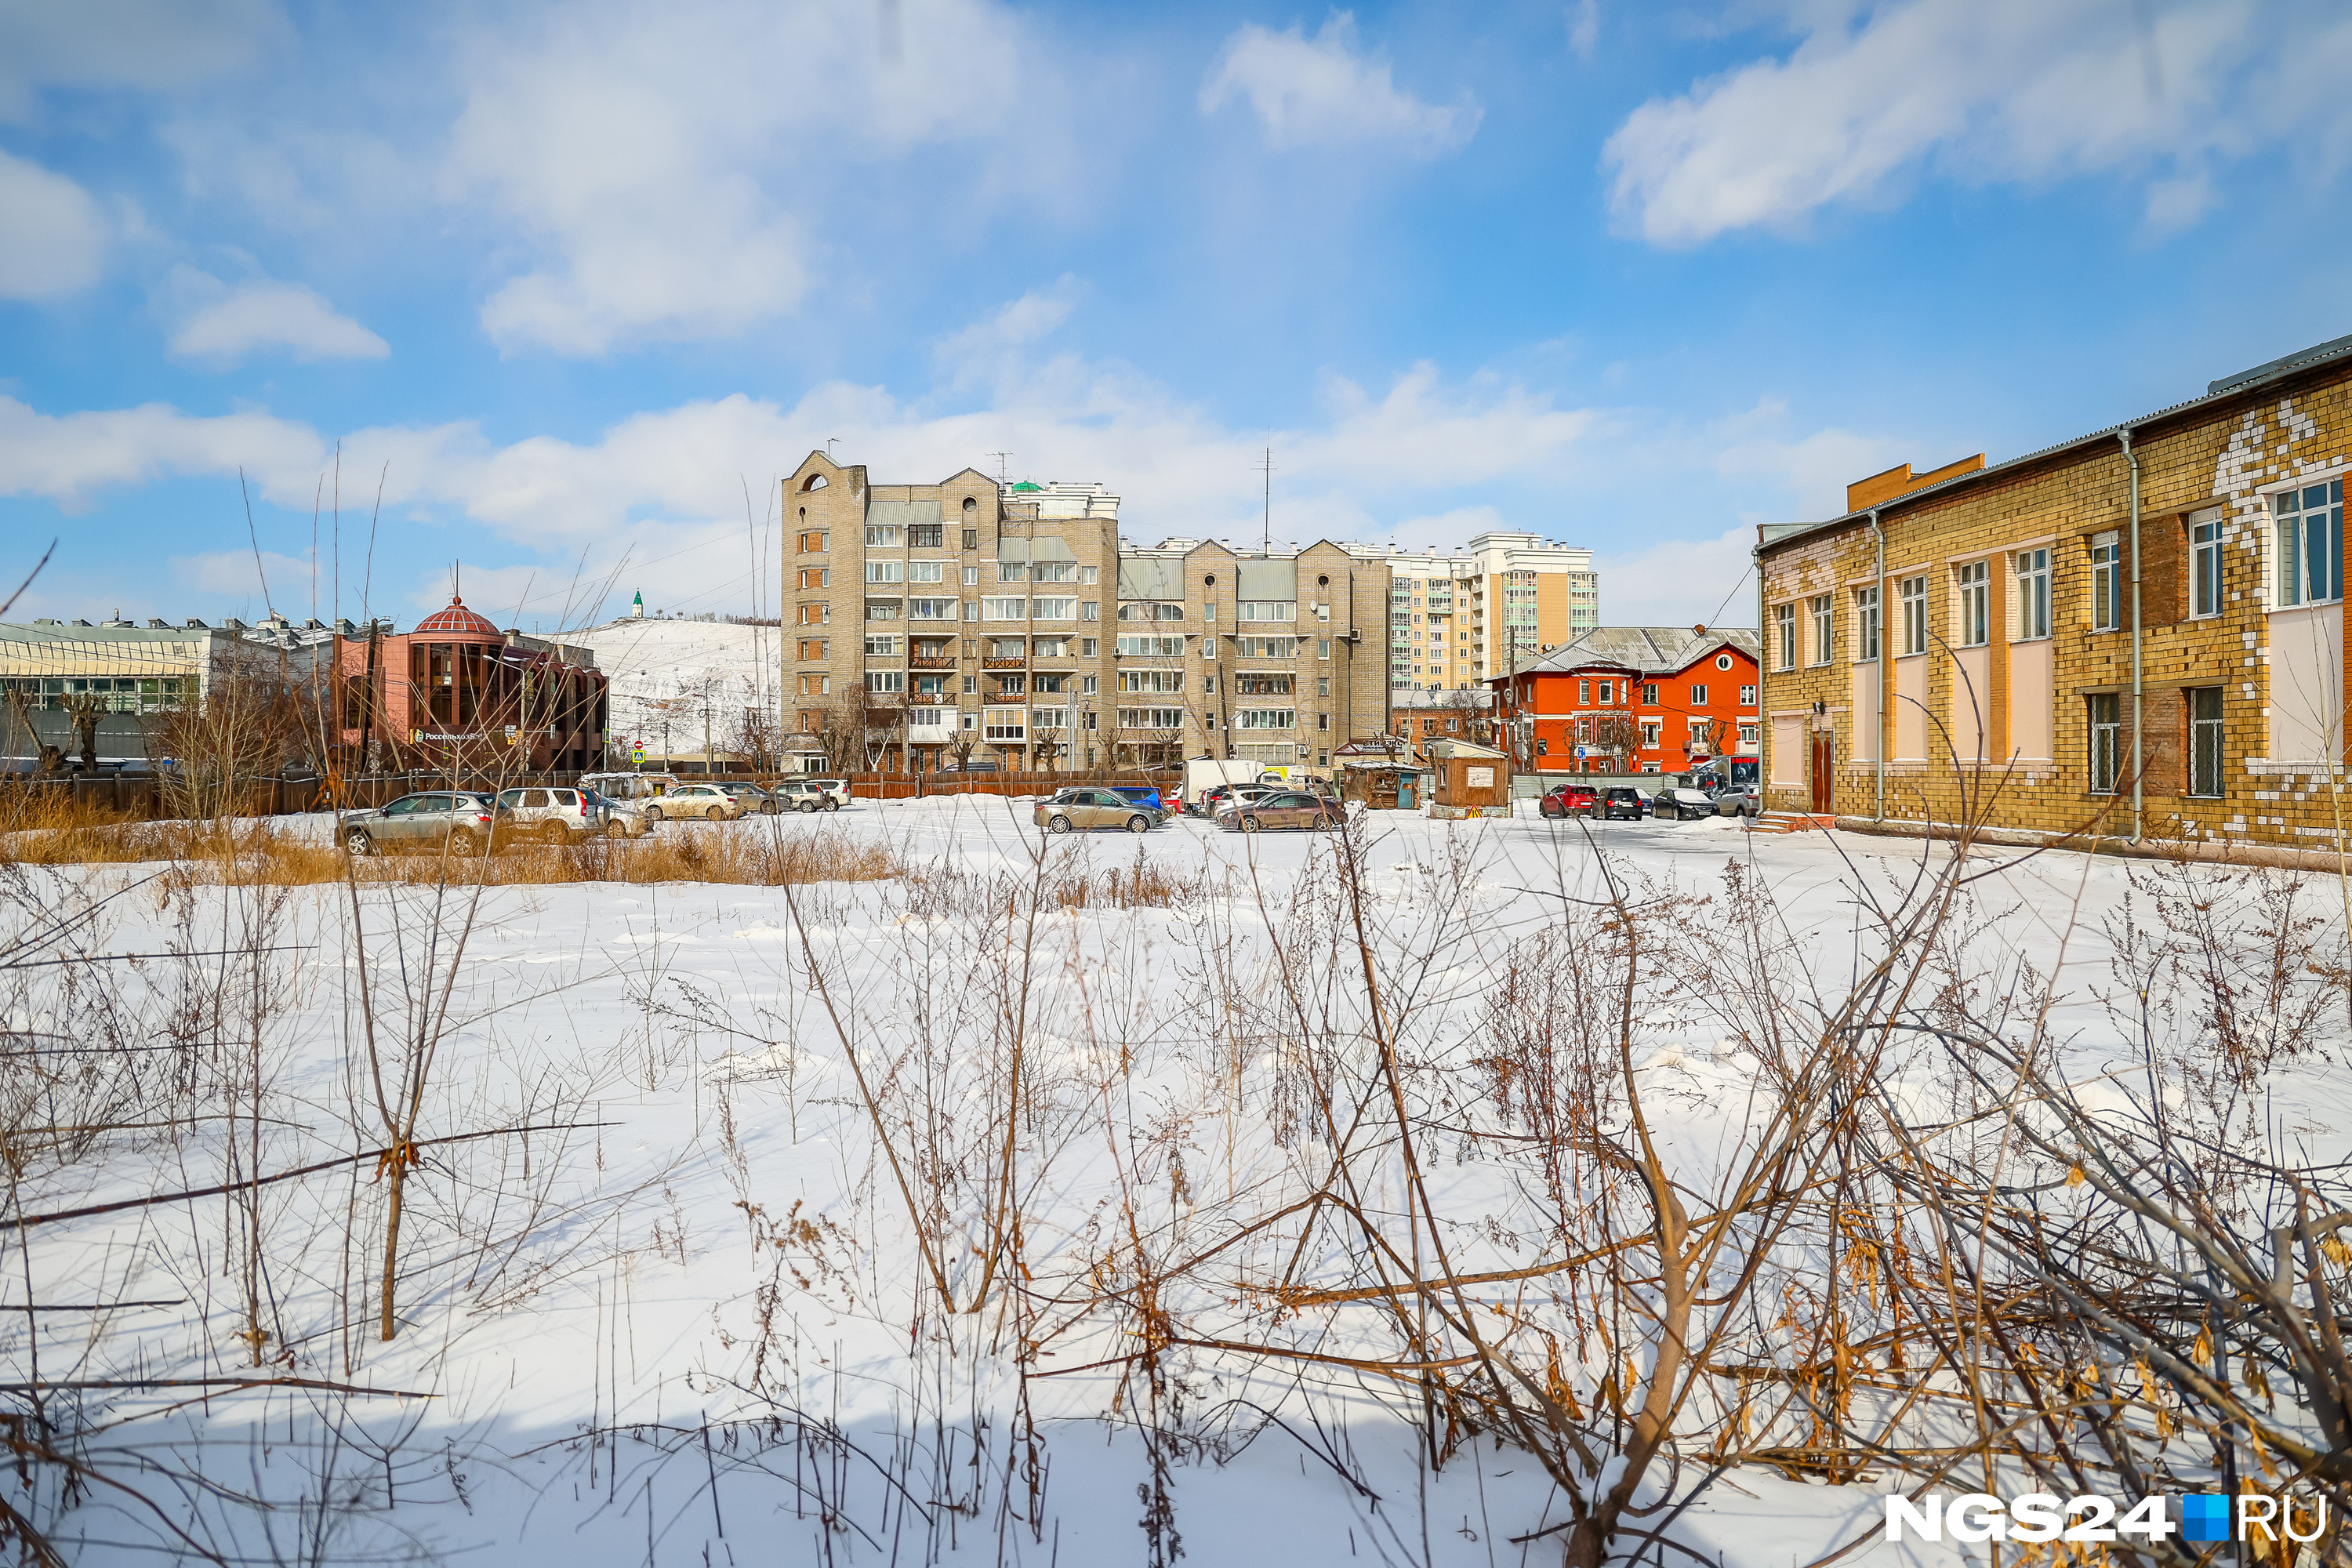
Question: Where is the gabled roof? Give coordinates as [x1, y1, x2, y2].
[1498, 625, 1761, 681]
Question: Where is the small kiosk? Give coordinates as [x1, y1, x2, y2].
[1426, 738, 1512, 820]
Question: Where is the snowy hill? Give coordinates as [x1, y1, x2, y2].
[567, 615, 782, 759]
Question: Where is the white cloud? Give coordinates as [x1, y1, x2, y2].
[0, 150, 107, 298]
[1567, 0, 1600, 62]
[1600, 0, 2345, 245]
[445, 0, 1058, 355]
[1594, 524, 1758, 628]
[0, 394, 322, 510]
[162, 267, 389, 365]
[172, 546, 318, 599]
[0, 0, 278, 121]
[1200, 13, 1479, 156]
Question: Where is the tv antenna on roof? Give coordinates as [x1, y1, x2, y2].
[1258, 445, 1275, 554]
[987, 451, 1013, 486]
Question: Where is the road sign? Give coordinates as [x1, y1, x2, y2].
[1573, 746, 1588, 760]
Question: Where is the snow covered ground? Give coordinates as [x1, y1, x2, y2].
[5, 802, 2345, 1566]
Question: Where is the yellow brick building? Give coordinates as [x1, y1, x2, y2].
[1755, 332, 2349, 854]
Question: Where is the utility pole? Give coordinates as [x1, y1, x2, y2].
[988, 451, 1013, 487]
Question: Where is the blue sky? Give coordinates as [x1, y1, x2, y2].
[2, 0, 2347, 633]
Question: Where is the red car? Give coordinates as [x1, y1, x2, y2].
[1539, 783, 1599, 818]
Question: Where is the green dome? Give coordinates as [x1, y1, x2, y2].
[1009, 480, 1043, 492]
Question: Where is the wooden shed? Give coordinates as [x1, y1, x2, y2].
[1425, 738, 1511, 818]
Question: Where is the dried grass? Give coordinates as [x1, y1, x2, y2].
[2, 810, 902, 888]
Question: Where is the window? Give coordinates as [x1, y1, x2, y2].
[1737, 723, 1759, 747]
[2188, 686, 2223, 797]
[1030, 707, 1068, 731]
[907, 560, 945, 583]
[1031, 597, 1078, 620]
[865, 600, 902, 621]
[799, 603, 830, 626]
[1899, 575, 1928, 655]
[981, 597, 1026, 620]
[1640, 682, 1658, 706]
[1203, 603, 1218, 622]
[797, 639, 826, 660]
[2016, 548, 2052, 639]
[1809, 595, 1832, 665]
[1956, 560, 1989, 647]
[1080, 565, 1098, 584]
[1316, 677, 1330, 697]
[1118, 670, 1185, 693]
[1080, 602, 1099, 621]
[1240, 601, 1295, 622]
[1318, 638, 1331, 659]
[1579, 680, 1592, 704]
[1690, 683, 1708, 706]
[798, 568, 829, 590]
[2087, 692, 2122, 794]
[1235, 637, 1298, 659]
[2090, 533, 2122, 631]
[962, 528, 979, 551]
[866, 524, 902, 548]
[2274, 479, 2344, 606]
[1598, 681, 1613, 703]
[798, 531, 828, 554]
[1032, 673, 1067, 695]
[797, 673, 829, 696]
[864, 634, 901, 656]
[1774, 601, 1796, 670]
[993, 674, 1025, 696]
[1117, 636, 1185, 656]
[866, 670, 905, 694]
[1236, 709, 1296, 729]
[1738, 684, 1757, 707]
[910, 598, 955, 620]
[907, 523, 942, 549]
[1081, 674, 1098, 695]
[1117, 707, 1185, 730]
[1081, 639, 1098, 656]
[2189, 508, 2224, 617]
[983, 708, 1025, 742]
[1032, 561, 1078, 583]
[963, 565, 980, 586]
[1856, 585, 1881, 662]
[1201, 675, 1216, 694]
[962, 675, 977, 694]
[866, 560, 903, 583]
[1235, 673, 1293, 695]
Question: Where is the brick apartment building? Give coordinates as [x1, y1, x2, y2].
[782, 452, 1392, 771]
[1755, 331, 2349, 851]
[1490, 626, 1761, 775]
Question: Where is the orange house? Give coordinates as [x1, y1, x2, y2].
[334, 596, 610, 773]
[1491, 626, 1760, 775]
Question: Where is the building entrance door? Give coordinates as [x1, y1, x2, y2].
[1809, 734, 1834, 815]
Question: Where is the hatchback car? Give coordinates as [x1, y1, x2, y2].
[1650, 786, 1721, 821]
[495, 786, 612, 843]
[1218, 790, 1343, 832]
[1034, 788, 1162, 834]
[1538, 783, 1599, 818]
[342, 792, 499, 855]
[1112, 785, 1167, 813]
[1599, 786, 1646, 821]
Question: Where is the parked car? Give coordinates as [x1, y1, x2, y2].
[804, 777, 853, 808]
[494, 785, 612, 843]
[941, 759, 1000, 773]
[717, 782, 781, 816]
[580, 772, 682, 822]
[1710, 782, 1761, 818]
[342, 791, 499, 855]
[1599, 786, 1646, 821]
[1199, 782, 1281, 817]
[1650, 786, 1720, 821]
[1538, 783, 1599, 818]
[775, 779, 843, 813]
[1218, 789, 1344, 833]
[1112, 785, 1167, 813]
[581, 787, 655, 837]
[659, 782, 746, 821]
[1035, 787, 1162, 834]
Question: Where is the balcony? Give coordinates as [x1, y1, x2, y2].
[982, 657, 1025, 670]
[910, 655, 956, 670]
[908, 691, 949, 704]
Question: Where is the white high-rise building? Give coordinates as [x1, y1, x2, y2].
[1384, 533, 1598, 691]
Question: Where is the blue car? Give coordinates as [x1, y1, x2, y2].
[1111, 785, 1165, 813]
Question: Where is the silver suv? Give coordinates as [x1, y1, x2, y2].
[775, 779, 843, 814]
[342, 792, 500, 855]
[580, 772, 683, 823]
[495, 786, 612, 843]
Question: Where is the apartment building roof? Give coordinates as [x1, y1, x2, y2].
[1502, 624, 1762, 678]
[1756, 328, 2352, 555]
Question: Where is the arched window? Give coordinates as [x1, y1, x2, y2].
[962, 496, 977, 514]
[800, 474, 828, 492]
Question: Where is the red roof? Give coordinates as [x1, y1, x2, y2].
[411, 597, 503, 638]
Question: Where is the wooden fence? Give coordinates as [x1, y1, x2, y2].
[0, 765, 1181, 823]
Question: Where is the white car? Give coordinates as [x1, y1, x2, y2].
[658, 782, 746, 822]
[495, 786, 613, 842]
[803, 777, 852, 808]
